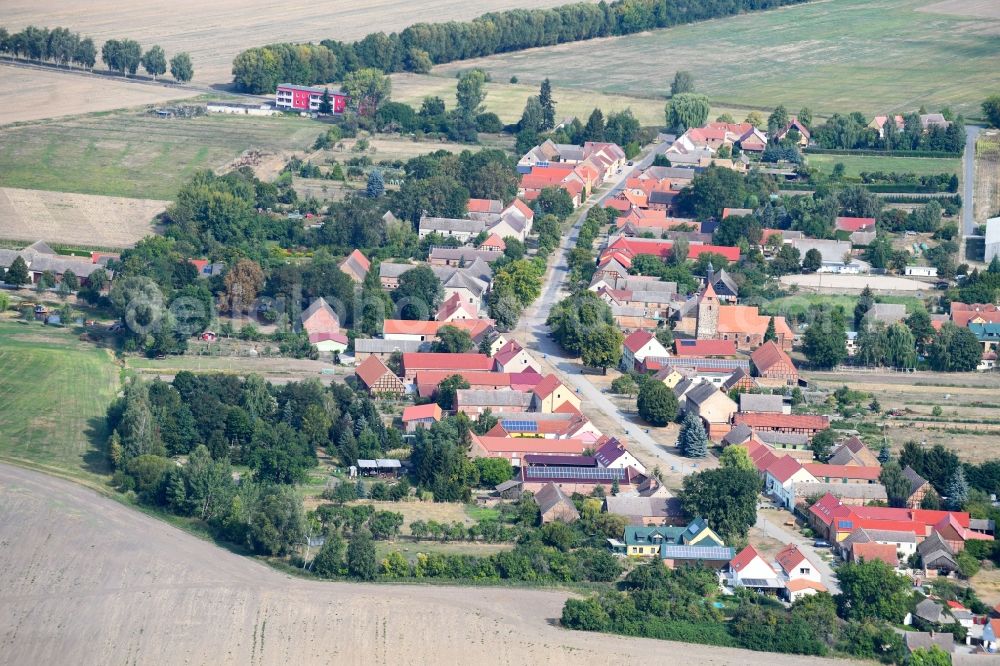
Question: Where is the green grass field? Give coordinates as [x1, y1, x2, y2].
[391, 73, 750, 126]
[0, 108, 319, 199]
[432, 0, 1000, 117]
[760, 294, 926, 319]
[0, 318, 118, 483]
[807, 153, 962, 178]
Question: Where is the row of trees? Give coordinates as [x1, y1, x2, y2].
[232, 0, 809, 92]
[811, 111, 966, 154]
[0, 26, 192, 81]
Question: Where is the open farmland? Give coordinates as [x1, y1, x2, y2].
[0, 109, 319, 199]
[0, 319, 117, 485]
[0, 188, 165, 248]
[974, 131, 1000, 225]
[0, 65, 203, 125]
[433, 0, 1000, 118]
[0, 462, 856, 666]
[806, 153, 961, 179]
[3, 0, 574, 87]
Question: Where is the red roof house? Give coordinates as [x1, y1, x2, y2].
[400, 352, 494, 380]
[835, 217, 876, 233]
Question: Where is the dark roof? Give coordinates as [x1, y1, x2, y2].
[522, 454, 597, 467]
[903, 465, 929, 495]
[722, 423, 753, 445]
[533, 482, 579, 519]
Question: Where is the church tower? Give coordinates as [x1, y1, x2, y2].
[696, 282, 720, 339]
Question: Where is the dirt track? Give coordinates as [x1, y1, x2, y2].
[0, 463, 855, 665]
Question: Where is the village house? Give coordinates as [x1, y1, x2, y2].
[415, 371, 513, 399]
[436, 292, 480, 322]
[788, 238, 868, 274]
[681, 382, 738, 441]
[604, 495, 685, 527]
[455, 389, 533, 415]
[681, 283, 793, 351]
[594, 438, 647, 474]
[620, 330, 670, 372]
[763, 455, 818, 509]
[338, 249, 370, 283]
[354, 356, 406, 397]
[839, 528, 918, 561]
[418, 215, 487, 242]
[382, 318, 494, 343]
[399, 352, 494, 381]
[739, 393, 789, 415]
[401, 403, 442, 433]
[750, 341, 799, 387]
[734, 412, 830, 436]
[613, 518, 726, 558]
[774, 117, 811, 147]
[300, 297, 348, 353]
[673, 339, 737, 358]
[0, 240, 114, 286]
[428, 247, 504, 267]
[353, 337, 427, 361]
[531, 374, 581, 414]
[468, 434, 588, 465]
[775, 544, 826, 602]
[519, 462, 645, 494]
[726, 545, 785, 595]
[534, 483, 580, 524]
[492, 340, 541, 374]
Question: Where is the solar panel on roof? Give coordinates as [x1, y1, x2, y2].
[525, 466, 625, 481]
[501, 419, 538, 433]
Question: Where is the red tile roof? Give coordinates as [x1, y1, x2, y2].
[785, 579, 827, 593]
[606, 237, 741, 262]
[402, 352, 493, 372]
[803, 463, 882, 481]
[402, 403, 442, 422]
[472, 435, 588, 456]
[533, 373, 567, 400]
[775, 544, 808, 574]
[730, 545, 767, 573]
[673, 339, 737, 357]
[767, 455, 805, 483]
[852, 542, 898, 566]
[623, 330, 657, 354]
[467, 198, 502, 213]
[835, 216, 876, 233]
[750, 340, 796, 374]
[355, 355, 393, 387]
[734, 413, 830, 431]
[950, 303, 1000, 328]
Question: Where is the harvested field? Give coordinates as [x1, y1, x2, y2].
[919, 0, 1000, 19]
[0, 108, 318, 199]
[0, 319, 117, 484]
[806, 153, 961, 179]
[779, 273, 933, 294]
[0, 187, 165, 248]
[3, 0, 573, 87]
[975, 131, 1000, 225]
[0, 65, 200, 125]
[0, 462, 856, 666]
[433, 0, 1000, 117]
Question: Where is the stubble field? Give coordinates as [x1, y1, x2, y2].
[432, 0, 1000, 118]
[974, 131, 1000, 225]
[0, 462, 857, 666]
[2, 0, 574, 87]
[0, 187, 166, 247]
[0, 109, 320, 199]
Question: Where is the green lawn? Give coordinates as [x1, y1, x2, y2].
[0, 108, 319, 199]
[432, 0, 1000, 118]
[807, 153, 961, 178]
[760, 294, 926, 319]
[0, 318, 118, 483]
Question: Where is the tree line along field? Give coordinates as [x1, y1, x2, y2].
[432, 0, 1000, 118]
[0, 107, 320, 199]
[0, 318, 117, 485]
[1, 0, 574, 86]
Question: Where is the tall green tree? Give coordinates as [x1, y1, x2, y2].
[347, 529, 378, 580]
[168, 52, 193, 82]
[393, 265, 443, 319]
[835, 559, 910, 622]
[538, 78, 556, 131]
[670, 70, 694, 96]
[431, 325, 474, 353]
[665, 93, 710, 132]
[803, 307, 847, 369]
[764, 316, 777, 343]
[455, 69, 487, 119]
[342, 68, 391, 115]
[4, 255, 30, 286]
[677, 410, 708, 458]
[583, 108, 605, 142]
[366, 169, 385, 198]
[983, 95, 1000, 129]
[681, 467, 759, 540]
[853, 285, 874, 330]
[637, 382, 678, 426]
[945, 466, 969, 510]
[580, 324, 623, 371]
[141, 45, 166, 79]
[928, 323, 982, 372]
[879, 461, 911, 508]
[767, 104, 790, 136]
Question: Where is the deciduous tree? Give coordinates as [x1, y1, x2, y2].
[665, 93, 710, 132]
[141, 45, 166, 79]
[637, 381, 678, 426]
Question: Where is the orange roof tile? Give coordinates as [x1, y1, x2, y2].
[402, 403, 442, 422]
[356, 355, 394, 387]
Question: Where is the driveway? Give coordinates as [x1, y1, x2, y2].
[757, 509, 840, 594]
[513, 144, 700, 480]
[963, 124, 983, 238]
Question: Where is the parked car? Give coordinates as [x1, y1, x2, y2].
[813, 539, 831, 548]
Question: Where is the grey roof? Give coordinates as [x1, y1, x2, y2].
[866, 303, 907, 324]
[788, 238, 854, 265]
[0, 242, 111, 279]
[970, 518, 995, 532]
[642, 166, 697, 181]
[918, 531, 955, 558]
[648, 191, 675, 205]
[629, 290, 677, 305]
[755, 431, 810, 447]
[443, 270, 488, 297]
[428, 247, 502, 265]
[495, 479, 521, 492]
[686, 382, 725, 406]
[534, 483, 579, 519]
[379, 262, 418, 278]
[842, 528, 917, 547]
[354, 338, 427, 354]
[722, 423, 754, 446]
[827, 445, 868, 467]
[357, 458, 401, 469]
[301, 297, 338, 325]
[660, 545, 734, 561]
[418, 216, 487, 235]
[722, 368, 757, 392]
[903, 465, 929, 495]
[914, 598, 947, 624]
[904, 632, 954, 654]
[456, 389, 532, 408]
[794, 483, 887, 501]
[739, 393, 785, 414]
[712, 269, 739, 296]
[604, 495, 681, 520]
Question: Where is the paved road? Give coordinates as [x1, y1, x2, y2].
[963, 124, 984, 237]
[757, 510, 840, 594]
[514, 145, 697, 477]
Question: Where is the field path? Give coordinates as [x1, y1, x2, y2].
[0, 463, 855, 665]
